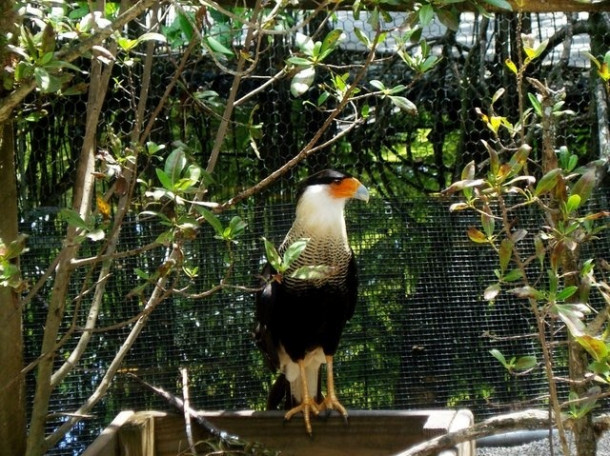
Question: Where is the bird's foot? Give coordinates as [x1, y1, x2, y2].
[284, 398, 320, 435]
[318, 395, 348, 422]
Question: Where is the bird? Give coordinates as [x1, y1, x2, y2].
[254, 169, 369, 435]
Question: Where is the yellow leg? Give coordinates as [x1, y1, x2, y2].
[318, 355, 348, 420]
[284, 359, 320, 435]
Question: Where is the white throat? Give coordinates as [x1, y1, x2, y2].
[293, 185, 348, 238]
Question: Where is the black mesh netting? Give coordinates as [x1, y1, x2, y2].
[21, 190, 610, 454]
[12, 5, 610, 455]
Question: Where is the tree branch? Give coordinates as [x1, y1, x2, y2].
[395, 409, 555, 456]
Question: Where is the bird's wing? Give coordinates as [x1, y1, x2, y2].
[346, 249, 358, 320]
[254, 262, 281, 371]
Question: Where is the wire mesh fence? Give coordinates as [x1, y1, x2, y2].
[13, 5, 610, 455]
[21, 190, 610, 455]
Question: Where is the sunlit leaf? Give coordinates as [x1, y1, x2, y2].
[283, 239, 309, 268]
[86, 228, 105, 241]
[263, 237, 282, 271]
[510, 285, 544, 300]
[484, 283, 501, 301]
[575, 335, 609, 362]
[388, 95, 417, 114]
[566, 194, 581, 214]
[96, 195, 111, 220]
[205, 36, 234, 56]
[290, 265, 333, 280]
[467, 227, 488, 243]
[290, 66, 316, 97]
[490, 349, 508, 368]
[513, 355, 537, 371]
[505, 58, 518, 75]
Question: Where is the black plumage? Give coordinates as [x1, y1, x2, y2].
[254, 169, 369, 434]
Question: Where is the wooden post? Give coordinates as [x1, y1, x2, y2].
[118, 413, 155, 456]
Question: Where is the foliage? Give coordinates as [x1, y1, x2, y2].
[445, 31, 610, 455]
[2, 0, 607, 455]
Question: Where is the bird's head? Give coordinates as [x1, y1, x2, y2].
[294, 170, 369, 234]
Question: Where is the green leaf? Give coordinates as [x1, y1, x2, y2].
[513, 355, 537, 371]
[566, 194, 581, 214]
[0, 234, 28, 261]
[164, 148, 187, 184]
[287, 56, 312, 66]
[320, 29, 343, 56]
[534, 168, 562, 196]
[505, 58, 518, 75]
[557, 285, 578, 301]
[528, 92, 542, 116]
[388, 95, 418, 114]
[418, 4, 434, 26]
[570, 168, 596, 206]
[483, 0, 513, 10]
[353, 28, 370, 48]
[370, 79, 386, 91]
[490, 349, 508, 368]
[502, 269, 523, 282]
[554, 303, 591, 336]
[34, 67, 61, 93]
[134, 268, 150, 280]
[480, 211, 495, 238]
[155, 168, 174, 191]
[227, 216, 247, 239]
[199, 208, 223, 236]
[205, 36, 234, 56]
[263, 237, 282, 271]
[282, 239, 309, 268]
[499, 238, 513, 273]
[59, 208, 90, 230]
[436, 8, 459, 31]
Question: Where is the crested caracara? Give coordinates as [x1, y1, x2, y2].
[254, 169, 369, 435]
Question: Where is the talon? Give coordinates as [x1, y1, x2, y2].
[318, 355, 349, 421]
[284, 398, 320, 435]
[284, 359, 321, 435]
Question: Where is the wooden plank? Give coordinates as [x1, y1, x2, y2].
[449, 409, 475, 456]
[85, 409, 475, 456]
[117, 413, 155, 456]
[82, 411, 135, 456]
[154, 409, 472, 456]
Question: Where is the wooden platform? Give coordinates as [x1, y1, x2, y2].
[83, 409, 474, 456]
